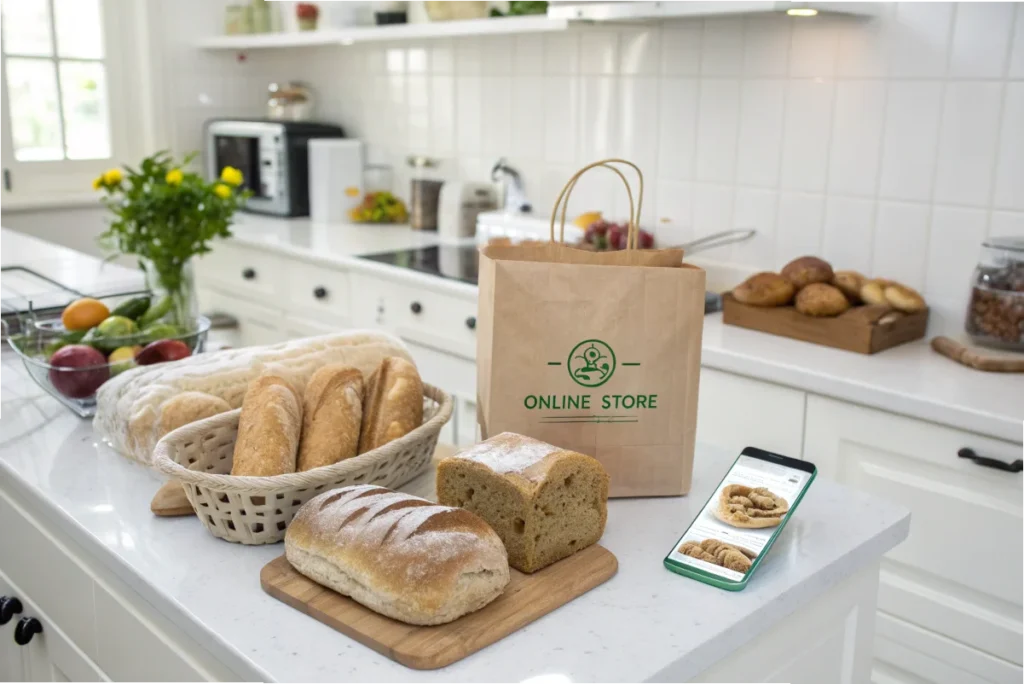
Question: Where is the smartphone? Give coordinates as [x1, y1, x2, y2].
[663, 447, 816, 591]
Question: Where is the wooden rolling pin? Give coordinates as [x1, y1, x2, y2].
[930, 336, 1024, 373]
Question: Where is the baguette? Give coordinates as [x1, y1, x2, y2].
[285, 485, 510, 625]
[231, 375, 302, 477]
[358, 357, 424, 454]
[95, 331, 412, 465]
[298, 365, 363, 471]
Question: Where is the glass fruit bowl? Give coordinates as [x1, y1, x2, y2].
[3, 314, 210, 418]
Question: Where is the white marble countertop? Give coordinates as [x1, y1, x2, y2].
[222, 215, 1024, 444]
[0, 354, 909, 682]
[1, 228, 145, 299]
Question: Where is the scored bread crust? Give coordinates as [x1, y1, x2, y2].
[231, 375, 302, 477]
[285, 485, 510, 625]
[358, 357, 424, 454]
[298, 365, 363, 471]
[94, 331, 412, 464]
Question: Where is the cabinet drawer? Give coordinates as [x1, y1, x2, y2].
[196, 243, 282, 299]
[696, 368, 805, 457]
[0, 490, 98, 662]
[351, 274, 477, 359]
[804, 396, 1023, 667]
[200, 288, 285, 348]
[284, 260, 351, 320]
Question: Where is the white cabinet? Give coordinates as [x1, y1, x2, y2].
[1, 572, 106, 683]
[696, 368, 806, 458]
[804, 396, 1023, 684]
[198, 288, 285, 348]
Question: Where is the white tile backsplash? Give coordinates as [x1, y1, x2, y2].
[179, 2, 1023, 317]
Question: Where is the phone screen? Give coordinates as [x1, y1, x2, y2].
[665, 448, 815, 587]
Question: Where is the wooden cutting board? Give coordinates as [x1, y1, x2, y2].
[260, 544, 618, 670]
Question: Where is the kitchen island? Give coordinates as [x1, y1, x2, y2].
[0, 352, 909, 682]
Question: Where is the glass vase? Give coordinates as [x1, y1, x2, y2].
[141, 257, 198, 326]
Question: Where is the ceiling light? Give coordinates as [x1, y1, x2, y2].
[787, 8, 819, 16]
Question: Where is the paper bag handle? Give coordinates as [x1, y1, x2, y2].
[549, 159, 645, 249]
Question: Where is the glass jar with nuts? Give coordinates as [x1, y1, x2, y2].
[965, 237, 1024, 352]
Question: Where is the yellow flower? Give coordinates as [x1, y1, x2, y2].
[213, 183, 232, 199]
[165, 168, 183, 186]
[219, 166, 243, 187]
[102, 168, 123, 185]
[91, 175, 104, 190]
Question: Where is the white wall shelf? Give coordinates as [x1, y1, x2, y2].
[198, 15, 570, 50]
[547, 1, 883, 21]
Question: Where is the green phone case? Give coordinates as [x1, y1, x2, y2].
[663, 455, 817, 591]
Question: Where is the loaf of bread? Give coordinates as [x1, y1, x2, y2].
[285, 485, 510, 625]
[298, 365, 363, 471]
[781, 256, 834, 290]
[358, 357, 424, 454]
[94, 331, 412, 465]
[732, 272, 795, 307]
[832, 270, 865, 303]
[795, 283, 850, 317]
[156, 392, 232, 439]
[231, 375, 302, 477]
[436, 432, 610, 574]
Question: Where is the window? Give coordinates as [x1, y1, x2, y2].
[0, 0, 148, 201]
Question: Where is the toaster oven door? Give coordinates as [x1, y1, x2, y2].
[205, 120, 290, 215]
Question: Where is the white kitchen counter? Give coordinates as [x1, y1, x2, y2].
[222, 215, 1024, 444]
[0, 353, 909, 682]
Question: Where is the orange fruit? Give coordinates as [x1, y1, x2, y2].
[62, 298, 110, 331]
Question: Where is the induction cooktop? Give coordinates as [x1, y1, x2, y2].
[358, 245, 479, 285]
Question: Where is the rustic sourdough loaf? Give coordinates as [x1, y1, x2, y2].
[94, 331, 412, 464]
[285, 485, 510, 625]
[436, 433, 610, 573]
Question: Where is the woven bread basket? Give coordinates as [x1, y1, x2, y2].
[152, 383, 453, 544]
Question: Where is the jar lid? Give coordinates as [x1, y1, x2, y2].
[983, 236, 1024, 252]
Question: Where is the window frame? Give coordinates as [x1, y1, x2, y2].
[0, 0, 153, 206]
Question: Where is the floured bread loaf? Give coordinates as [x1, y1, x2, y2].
[94, 331, 412, 464]
[285, 485, 510, 625]
[436, 432, 609, 573]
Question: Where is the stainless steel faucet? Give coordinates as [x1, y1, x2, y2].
[490, 158, 531, 213]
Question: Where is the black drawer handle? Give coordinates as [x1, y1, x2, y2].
[410, 301, 422, 315]
[242, 268, 256, 280]
[14, 617, 41, 646]
[313, 286, 328, 300]
[0, 596, 23, 625]
[958, 448, 1023, 473]
[466, 316, 476, 330]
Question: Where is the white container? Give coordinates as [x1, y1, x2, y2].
[308, 139, 363, 223]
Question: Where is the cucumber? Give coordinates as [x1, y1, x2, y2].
[110, 295, 151, 321]
[137, 296, 173, 327]
[44, 329, 88, 357]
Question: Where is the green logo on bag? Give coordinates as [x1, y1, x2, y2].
[568, 339, 616, 388]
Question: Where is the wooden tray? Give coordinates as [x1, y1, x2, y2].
[260, 544, 618, 670]
[722, 293, 929, 354]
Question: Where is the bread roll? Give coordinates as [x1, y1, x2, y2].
[781, 256, 834, 290]
[298, 365, 363, 471]
[285, 485, 510, 625]
[358, 357, 423, 454]
[231, 375, 302, 477]
[832, 270, 865, 303]
[94, 330, 412, 466]
[860, 279, 889, 306]
[795, 283, 850, 317]
[884, 283, 926, 313]
[437, 432, 610, 574]
[732, 272, 795, 307]
[715, 484, 789, 529]
[156, 392, 231, 438]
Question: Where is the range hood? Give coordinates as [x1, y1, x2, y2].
[547, 1, 881, 21]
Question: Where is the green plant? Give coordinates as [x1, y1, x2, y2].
[95, 151, 249, 321]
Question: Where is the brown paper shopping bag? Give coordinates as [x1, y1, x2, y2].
[477, 159, 706, 497]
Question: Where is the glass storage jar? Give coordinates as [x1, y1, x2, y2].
[964, 237, 1024, 351]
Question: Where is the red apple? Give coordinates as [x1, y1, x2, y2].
[48, 344, 110, 398]
[136, 339, 191, 366]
